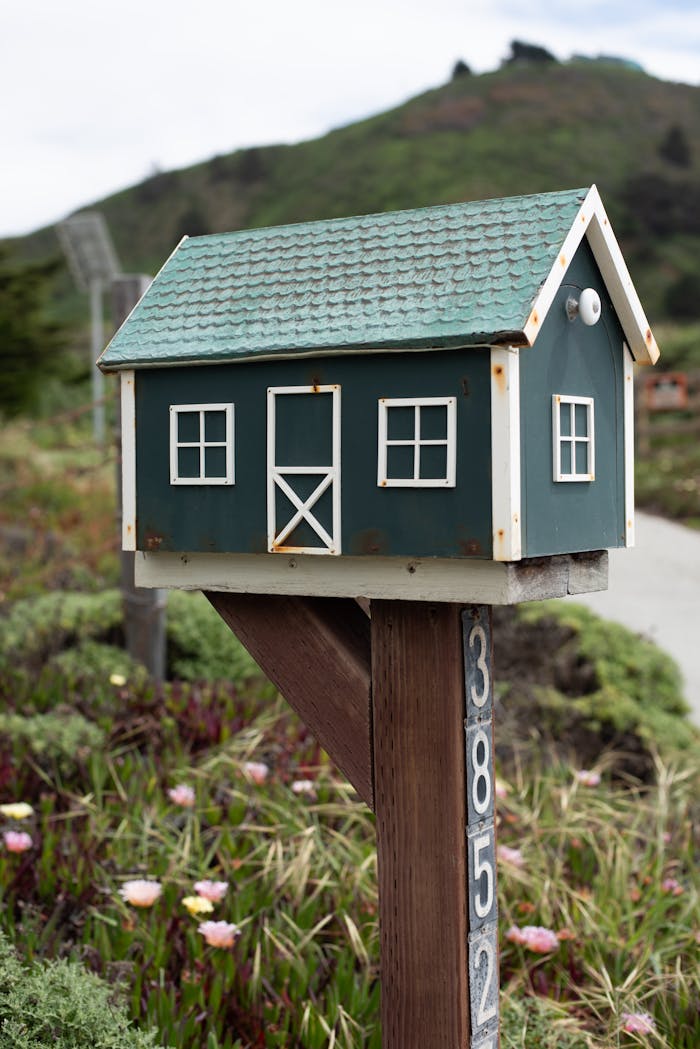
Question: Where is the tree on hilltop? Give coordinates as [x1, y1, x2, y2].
[506, 40, 557, 64]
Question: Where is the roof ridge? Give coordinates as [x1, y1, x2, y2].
[182, 187, 591, 247]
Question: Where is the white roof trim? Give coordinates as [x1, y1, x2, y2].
[523, 185, 659, 365]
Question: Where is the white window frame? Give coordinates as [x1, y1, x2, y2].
[169, 403, 235, 485]
[377, 397, 457, 488]
[267, 385, 341, 556]
[552, 395, 595, 482]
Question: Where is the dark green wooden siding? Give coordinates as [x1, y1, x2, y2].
[520, 241, 626, 556]
[135, 349, 493, 559]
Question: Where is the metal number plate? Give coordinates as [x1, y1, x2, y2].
[467, 821, 497, 930]
[468, 923, 499, 1042]
[466, 719, 494, 829]
[463, 610, 492, 722]
[463, 608, 499, 1049]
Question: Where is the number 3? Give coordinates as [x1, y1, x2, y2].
[469, 624, 490, 707]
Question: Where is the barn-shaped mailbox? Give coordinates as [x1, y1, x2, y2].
[100, 185, 658, 603]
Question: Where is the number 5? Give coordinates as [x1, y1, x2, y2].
[473, 833, 494, 919]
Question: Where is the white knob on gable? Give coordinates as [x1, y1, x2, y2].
[578, 287, 602, 326]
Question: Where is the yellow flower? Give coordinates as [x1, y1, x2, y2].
[182, 895, 214, 916]
[110, 673, 127, 687]
[0, 802, 34, 820]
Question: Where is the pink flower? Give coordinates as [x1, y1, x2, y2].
[168, 784, 195, 807]
[194, 879, 228, 902]
[243, 761, 269, 785]
[661, 877, 683, 896]
[506, 924, 559, 953]
[198, 920, 240, 948]
[291, 779, 316, 796]
[119, 879, 162, 907]
[3, 830, 32, 853]
[497, 844, 524, 868]
[621, 1012, 655, 1035]
[575, 769, 601, 787]
[495, 779, 510, 800]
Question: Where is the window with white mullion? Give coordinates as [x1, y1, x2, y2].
[170, 403, 234, 486]
[553, 395, 595, 482]
[378, 397, 457, 488]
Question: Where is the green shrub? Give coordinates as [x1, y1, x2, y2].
[0, 710, 105, 773]
[495, 601, 698, 775]
[0, 590, 122, 665]
[0, 588, 258, 688]
[0, 930, 163, 1048]
[501, 993, 589, 1048]
[166, 590, 259, 683]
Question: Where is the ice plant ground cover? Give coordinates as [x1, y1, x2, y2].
[0, 422, 698, 1048]
[0, 681, 697, 1049]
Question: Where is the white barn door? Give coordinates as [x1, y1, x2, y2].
[267, 385, 341, 555]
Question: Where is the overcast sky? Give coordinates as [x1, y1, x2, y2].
[2, 0, 698, 239]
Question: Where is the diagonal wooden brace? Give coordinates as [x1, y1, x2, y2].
[205, 592, 374, 810]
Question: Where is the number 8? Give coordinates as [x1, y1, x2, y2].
[471, 729, 491, 815]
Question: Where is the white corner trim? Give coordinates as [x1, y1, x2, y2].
[623, 344, 635, 547]
[523, 185, 659, 365]
[120, 370, 136, 551]
[490, 347, 522, 561]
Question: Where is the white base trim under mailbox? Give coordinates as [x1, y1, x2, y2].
[120, 370, 136, 551]
[135, 550, 608, 605]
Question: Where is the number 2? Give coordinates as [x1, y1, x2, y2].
[474, 938, 497, 1026]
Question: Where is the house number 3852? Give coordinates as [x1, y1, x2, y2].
[463, 610, 499, 1049]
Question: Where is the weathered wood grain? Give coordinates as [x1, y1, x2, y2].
[371, 601, 470, 1049]
[138, 550, 608, 603]
[204, 592, 374, 809]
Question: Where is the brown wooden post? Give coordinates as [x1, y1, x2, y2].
[371, 601, 472, 1049]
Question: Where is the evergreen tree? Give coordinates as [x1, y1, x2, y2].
[0, 251, 67, 416]
[658, 124, 692, 168]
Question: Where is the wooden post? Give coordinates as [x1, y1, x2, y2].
[112, 275, 166, 680]
[371, 602, 472, 1048]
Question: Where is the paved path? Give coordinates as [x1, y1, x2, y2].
[566, 512, 700, 724]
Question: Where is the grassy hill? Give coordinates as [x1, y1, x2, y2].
[8, 58, 700, 329]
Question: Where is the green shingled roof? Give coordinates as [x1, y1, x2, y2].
[99, 187, 590, 370]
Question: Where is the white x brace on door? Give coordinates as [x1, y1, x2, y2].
[267, 385, 341, 555]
